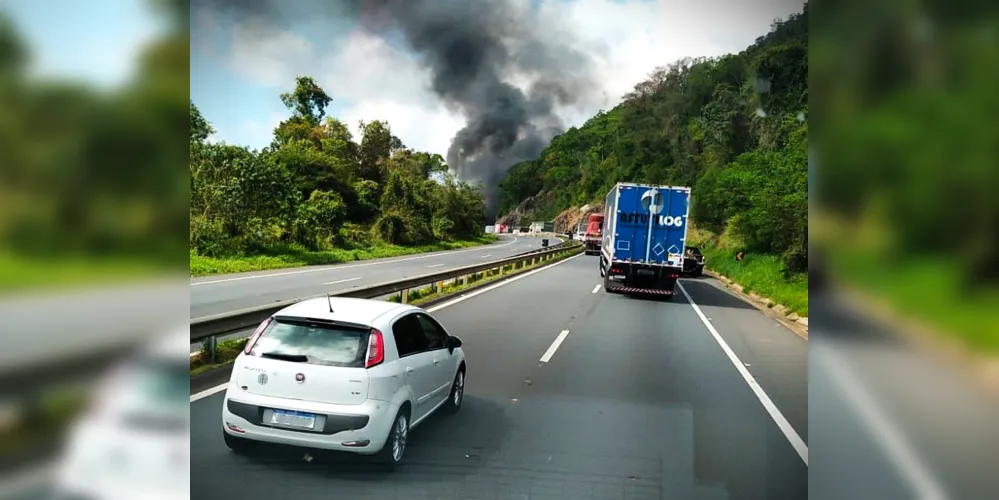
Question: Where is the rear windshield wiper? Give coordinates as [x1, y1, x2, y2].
[261, 352, 308, 362]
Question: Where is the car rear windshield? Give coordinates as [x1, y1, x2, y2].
[249, 318, 369, 367]
[119, 356, 190, 409]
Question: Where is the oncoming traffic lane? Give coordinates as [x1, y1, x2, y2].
[190, 254, 808, 500]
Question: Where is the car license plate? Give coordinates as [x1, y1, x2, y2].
[269, 409, 316, 430]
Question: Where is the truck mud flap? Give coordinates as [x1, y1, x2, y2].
[606, 286, 675, 296]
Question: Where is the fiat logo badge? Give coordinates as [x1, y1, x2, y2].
[257, 373, 268, 385]
[295, 373, 305, 383]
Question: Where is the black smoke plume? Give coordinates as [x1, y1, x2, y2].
[195, 0, 598, 221]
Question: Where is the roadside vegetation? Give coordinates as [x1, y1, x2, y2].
[191, 78, 493, 277]
[190, 235, 496, 277]
[0, 8, 189, 291]
[687, 223, 808, 317]
[811, 1, 999, 355]
[497, 7, 808, 314]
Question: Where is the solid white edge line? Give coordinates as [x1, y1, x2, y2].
[677, 281, 809, 466]
[816, 342, 950, 500]
[539, 330, 570, 363]
[591, 284, 601, 294]
[191, 252, 583, 402]
[191, 383, 229, 402]
[191, 236, 520, 286]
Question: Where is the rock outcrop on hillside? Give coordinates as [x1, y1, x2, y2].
[552, 204, 603, 233]
[495, 190, 557, 228]
[497, 192, 602, 233]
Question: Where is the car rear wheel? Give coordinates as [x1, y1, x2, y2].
[377, 409, 409, 465]
[444, 369, 465, 414]
[223, 430, 253, 455]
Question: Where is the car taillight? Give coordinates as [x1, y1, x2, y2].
[244, 317, 273, 355]
[366, 328, 384, 368]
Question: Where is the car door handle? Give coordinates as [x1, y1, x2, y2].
[433, 358, 440, 365]
[405, 367, 414, 374]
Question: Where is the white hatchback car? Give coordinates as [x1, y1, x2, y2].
[55, 327, 190, 500]
[221, 296, 466, 464]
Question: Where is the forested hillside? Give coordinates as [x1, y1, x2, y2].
[190, 77, 491, 275]
[498, 5, 808, 275]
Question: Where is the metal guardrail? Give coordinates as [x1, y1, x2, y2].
[191, 239, 581, 361]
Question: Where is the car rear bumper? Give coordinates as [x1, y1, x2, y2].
[682, 261, 704, 273]
[222, 390, 399, 454]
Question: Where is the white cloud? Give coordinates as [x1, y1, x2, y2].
[340, 100, 466, 159]
[220, 0, 805, 155]
[226, 18, 314, 88]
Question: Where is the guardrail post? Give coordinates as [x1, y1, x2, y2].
[207, 335, 217, 364]
[401, 288, 409, 304]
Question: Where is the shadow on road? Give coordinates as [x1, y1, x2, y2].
[677, 280, 757, 311]
[225, 396, 510, 481]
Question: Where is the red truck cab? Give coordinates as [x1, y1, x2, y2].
[583, 213, 604, 255]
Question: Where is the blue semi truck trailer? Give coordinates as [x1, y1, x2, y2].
[598, 182, 691, 298]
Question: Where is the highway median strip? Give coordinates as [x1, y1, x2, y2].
[385, 248, 577, 307]
[190, 241, 582, 381]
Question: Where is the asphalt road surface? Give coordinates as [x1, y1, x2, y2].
[190, 253, 809, 499]
[190, 235, 547, 320]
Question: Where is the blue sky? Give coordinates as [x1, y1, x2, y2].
[1, 0, 165, 87]
[190, 9, 360, 149]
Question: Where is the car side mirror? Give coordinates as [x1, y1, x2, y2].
[447, 335, 463, 353]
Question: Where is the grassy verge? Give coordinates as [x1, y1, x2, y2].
[190, 235, 499, 277]
[386, 248, 576, 306]
[813, 210, 999, 355]
[190, 337, 248, 376]
[0, 252, 176, 293]
[688, 226, 808, 317]
[832, 249, 999, 355]
[190, 247, 581, 376]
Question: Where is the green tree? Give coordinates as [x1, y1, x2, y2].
[279, 76, 332, 126]
[190, 75, 489, 260]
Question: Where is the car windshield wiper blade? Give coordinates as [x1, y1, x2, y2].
[261, 352, 308, 362]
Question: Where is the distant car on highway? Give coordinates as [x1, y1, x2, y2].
[55, 327, 190, 499]
[221, 297, 467, 465]
[682, 246, 705, 277]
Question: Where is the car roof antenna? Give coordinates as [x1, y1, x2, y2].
[327, 294, 334, 313]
